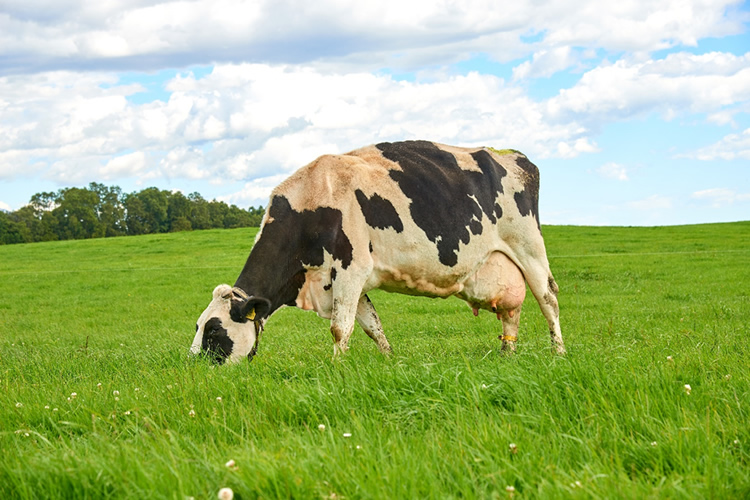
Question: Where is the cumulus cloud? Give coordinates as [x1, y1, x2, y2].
[512, 47, 580, 80]
[0, 63, 604, 188]
[595, 162, 629, 181]
[627, 195, 673, 211]
[688, 127, 750, 160]
[691, 188, 750, 207]
[0, 0, 745, 74]
[546, 51, 750, 125]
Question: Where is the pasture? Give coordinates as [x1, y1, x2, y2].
[1, 222, 749, 499]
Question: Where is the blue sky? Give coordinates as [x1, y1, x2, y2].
[1, 0, 749, 225]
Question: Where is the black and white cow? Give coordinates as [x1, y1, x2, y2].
[191, 140, 564, 364]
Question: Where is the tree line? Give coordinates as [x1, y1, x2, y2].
[0, 183, 265, 245]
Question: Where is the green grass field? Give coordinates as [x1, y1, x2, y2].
[2, 222, 749, 499]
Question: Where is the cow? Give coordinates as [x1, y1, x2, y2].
[191, 140, 564, 364]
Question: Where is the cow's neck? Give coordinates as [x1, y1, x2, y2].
[232, 232, 304, 315]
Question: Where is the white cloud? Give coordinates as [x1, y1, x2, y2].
[627, 195, 673, 211]
[219, 174, 289, 208]
[595, 162, 629, 181]
[547, 51, 750, 124]
[688, 127, 750, 160]
[513, 47, 579, 80]
[0, 64, 606, 187]
[0, 200, 11, 211]
[0, 0, 744, 74]
[691, 188, 750, 207]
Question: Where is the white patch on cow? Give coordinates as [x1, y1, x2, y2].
[435, 143, 483, 172]
[296, 250, 336, 319]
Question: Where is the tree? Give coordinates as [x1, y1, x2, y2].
[167, 191, 193, 232]
[89, 182, 125, 237]
[188, 192, 211, 230]
[124, 187, 168, 234]
[0, 211, 29, 244]
[51, 187, 102, 240]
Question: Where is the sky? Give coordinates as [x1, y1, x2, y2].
[1, 0, 749, 226]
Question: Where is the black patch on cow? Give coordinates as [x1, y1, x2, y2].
[369, 241, 373, 253]
[324, 268, 337, 291]
[355, 189, 404, 232]
[201, 317, 233, 364]
[469, 218, 483, 235]
[234, 195, 353, 311]
[376, 141, 508, 266]
[512, 156, 540, 230]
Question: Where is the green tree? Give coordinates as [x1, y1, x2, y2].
[188, 192, 211, 230]
[52, 187, 102, 240]
[89, 182, 125, 237]
[124, 188, 168, 234]
[167, 191, 192, 232]
[0, 211, 30, 244]
[208, 200, 229, 228]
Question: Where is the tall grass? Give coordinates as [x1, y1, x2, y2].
[1, 223, 749, 498]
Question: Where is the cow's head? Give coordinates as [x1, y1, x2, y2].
[191, 284, 272, 364]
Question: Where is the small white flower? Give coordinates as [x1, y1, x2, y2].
[53, 408, 58, 412]
[113, 390, 120, 396]
[666, 356, 673, 362]
[575, 481, 582, 487]
[24, 432, 29, 437]
[188, 409, 196, 417]
[124, 411, 131, 415]
[135, 388, 140, 392]
[734, 439, 740, 447]
[44, 405, 50, 410]
[725, 374, 731, 380]
[343, 433, 352, 438]
[167, 385, 173, 390]
[356, 445, 361, 450]
[509, 443, 518, 454]
[683, 384, 692, 395]
[318, 424, 326, 431]
[97, 383, 102, 388]
[650, 441, 658, 447]
[114, 397, 120, 401]
[217, 487, 234, 500]
[481, 384, 488, 389]
[67, 397, 71, 402]
[15, 402, 23, 408]
[70, 392, 77, 399]
[225, 459, 236, 468]
[216, 397, 222, 402]
[120, 343, 124, 347]
[505, 485, 515, 492]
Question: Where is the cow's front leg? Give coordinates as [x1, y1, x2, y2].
[330, 296, 359, 356]
[356, 294, 392, 354]
[498, 305, 522, 353]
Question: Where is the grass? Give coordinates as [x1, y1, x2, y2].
[1, 222, 749, 499]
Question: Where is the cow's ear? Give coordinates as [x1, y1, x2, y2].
[231, 296, 272, 323]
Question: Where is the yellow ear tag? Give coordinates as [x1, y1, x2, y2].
[246, 308, 256, 321]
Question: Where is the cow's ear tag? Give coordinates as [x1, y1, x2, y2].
[246, 308, 256, 321]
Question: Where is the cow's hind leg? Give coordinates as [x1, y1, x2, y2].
[356, 294, 392, 354]
[525, 266, 565, 354]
